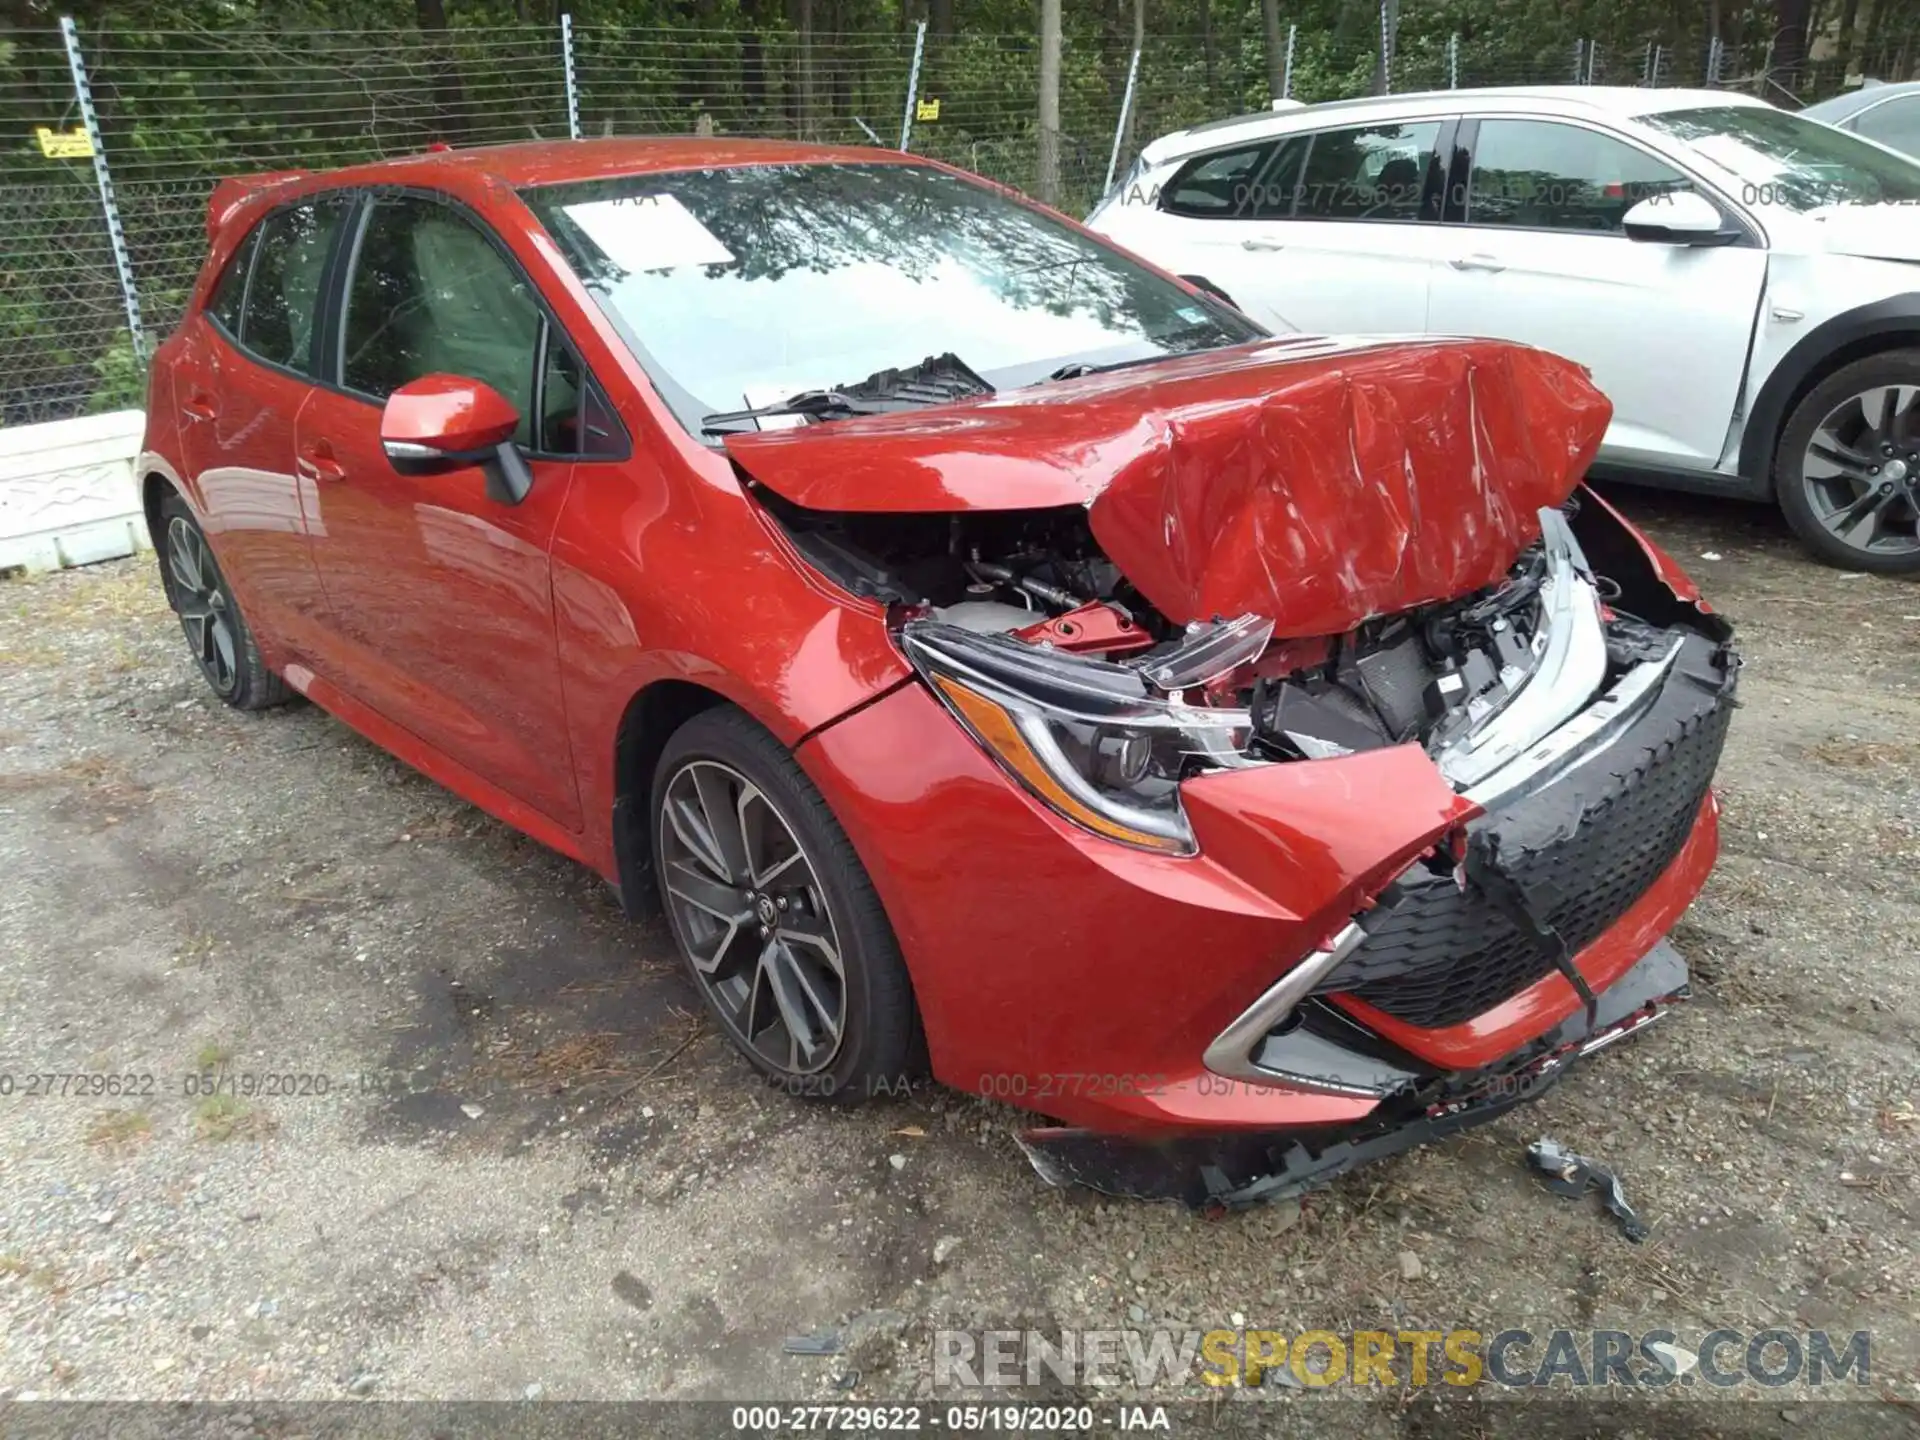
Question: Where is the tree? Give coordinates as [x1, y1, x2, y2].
[1118, 0, 1144, 161]
[1773, 0, 1813, 90]
[792, 0, 818, 138]
[1833, 0, 1862, 77]
[1198, 0, 1214, 94]
[1261, 0, 1285, 99]
[414, 0, 473, 145]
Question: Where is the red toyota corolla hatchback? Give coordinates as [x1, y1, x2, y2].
[141, 138, 1737, 1207]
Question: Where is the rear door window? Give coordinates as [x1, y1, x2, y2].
[1295, 121, 1444, 222]
[239, 197, 350, 374]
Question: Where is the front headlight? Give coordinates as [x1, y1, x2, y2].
[900, 620, 1257, 855]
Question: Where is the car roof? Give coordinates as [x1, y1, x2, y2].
[314, 136, 924, 190]
[1803, 80, 1920, 122]
[1141, 85, 1770, 164]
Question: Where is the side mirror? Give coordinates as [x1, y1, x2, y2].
[1622, 191, 1740, 247]
[380, 374, 533, 505]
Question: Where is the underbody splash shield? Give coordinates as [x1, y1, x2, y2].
[725, 336, 1612, 637]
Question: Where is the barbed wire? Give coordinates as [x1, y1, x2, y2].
[4, 17, 1918, 424]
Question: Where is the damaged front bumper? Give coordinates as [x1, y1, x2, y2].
[1018, 938, 1689, 1210]
[795, 491, 1735, 1186]
[1207, 619, 1734, 1084]
[1013, 594, 1734, 1205]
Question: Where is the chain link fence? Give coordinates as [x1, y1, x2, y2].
[5, 12, 1919, 426]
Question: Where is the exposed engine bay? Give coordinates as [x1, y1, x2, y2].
[755, 482, 1736, 850]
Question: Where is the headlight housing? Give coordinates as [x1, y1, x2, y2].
[899, 619, 1263, 855]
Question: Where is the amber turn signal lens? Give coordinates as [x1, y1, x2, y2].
[930, 673, 1188, 854]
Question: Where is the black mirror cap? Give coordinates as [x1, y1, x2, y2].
[1623, 219, 1744, 248]
[483, 443, 534, 505]
[383, 439, 533, 506]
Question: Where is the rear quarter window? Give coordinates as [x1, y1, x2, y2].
[1161, 144, 1274, 217]
[205, 231, 255, 335]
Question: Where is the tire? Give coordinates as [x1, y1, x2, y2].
[157, 492, 293, 709]
[650, 706, 922, 1102]
[1774, 350, 1920, 575]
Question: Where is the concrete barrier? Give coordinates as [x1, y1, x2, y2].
[0, 410, 150, 574]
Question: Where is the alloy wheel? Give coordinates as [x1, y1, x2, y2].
[656, 759, 847, 1076]
[166, 516, 239, 695]
[1800, 384, 1920, 560]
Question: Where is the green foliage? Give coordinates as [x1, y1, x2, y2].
[3, 0, 1916, 421]
[88, 330, 152, 415]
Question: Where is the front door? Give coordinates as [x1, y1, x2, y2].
[1424, 117, 1767, 471]
[296, 191, 583, 829]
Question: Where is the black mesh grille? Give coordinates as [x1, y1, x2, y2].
[1315, 660, 1732, 1031]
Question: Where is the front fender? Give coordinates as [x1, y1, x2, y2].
[549, 447, 911, 880]
[1738, 286, 1920, 483]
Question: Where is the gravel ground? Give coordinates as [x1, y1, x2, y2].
[1, 486, 1916, 1434]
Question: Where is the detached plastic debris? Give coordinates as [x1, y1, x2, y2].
[783, 1331, 843, 1356]
[1525, 1136, 1649, 1243]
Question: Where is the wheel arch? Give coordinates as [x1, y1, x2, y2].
[142, 466, 198, 607]
[142, 471, 176, 555]
[1740, 295, 1920, 489]
[609, 678, 733, 919]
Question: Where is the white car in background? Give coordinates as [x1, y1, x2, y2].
[1803, 80, 1920, 161]
[1088, 87, 1920, 573]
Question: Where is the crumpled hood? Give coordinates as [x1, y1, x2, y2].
[1803, 203, 1920, 263]
[726, 336, 1611, 635]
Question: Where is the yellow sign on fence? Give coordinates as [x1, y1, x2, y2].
[916, 98, 941, 122]
[36, 126, 94, 159]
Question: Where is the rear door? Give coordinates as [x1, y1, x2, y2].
[295, 190, 586, 829]
[176, 195, 351, 659]
[1424, 117, 1766, 470]
[1163, 117, 1460, 335]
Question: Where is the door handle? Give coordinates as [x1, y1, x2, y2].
[181, 392, 217, 422]
[297, 440, 347, 481]
[1240, 237, 1287, 252]
[1449, 254, 1506, 273]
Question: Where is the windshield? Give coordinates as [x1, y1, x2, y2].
[1638, 105, 1920, 211]
[519, 162, 1261, 437]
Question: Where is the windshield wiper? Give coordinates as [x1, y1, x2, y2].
[701, 390, 883, 434]
[1046, 327, 1233, 382]
[701, 352, 994, 436]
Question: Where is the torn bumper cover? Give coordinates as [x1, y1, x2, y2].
[1019, 939, 1689, 1211]
[1016, 613, 1736, 1208]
